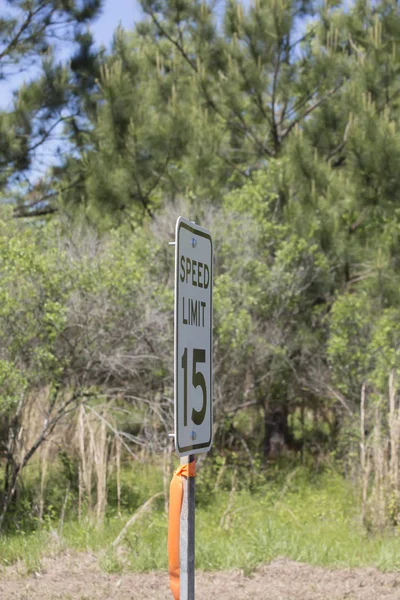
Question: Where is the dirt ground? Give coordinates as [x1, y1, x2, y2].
[1, 553, 400, 600]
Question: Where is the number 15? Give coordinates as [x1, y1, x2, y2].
[181, 348, 207, 426]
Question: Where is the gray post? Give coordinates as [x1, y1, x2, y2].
[180, 454, 195, 600]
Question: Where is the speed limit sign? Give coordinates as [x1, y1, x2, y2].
[174, 217, 213, 456]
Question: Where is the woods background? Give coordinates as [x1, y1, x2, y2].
[1, 0, 400, 541]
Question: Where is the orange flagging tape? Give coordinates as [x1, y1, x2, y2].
[168, 460, 196, 600]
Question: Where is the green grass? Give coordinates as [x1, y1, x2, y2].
[197, 469, 400, 571]
[2, 460, 400, 573]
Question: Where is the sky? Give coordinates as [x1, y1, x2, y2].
[0, 0, 143, 109]
[91, 0, 142, 49]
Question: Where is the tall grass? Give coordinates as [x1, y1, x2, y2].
[3, 459, 400, 574]
[359, 371, 400, 531]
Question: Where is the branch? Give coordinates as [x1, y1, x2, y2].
[270, 5, 285, 154]
[325, 386, 354, 416]
[237, 60, 271, 125]
[85, 405, 142, 461]
[285, 87, 319, 122]
[288, 26, 317, 53]
[27, 114, 79, 155]
[348, 208, 370, 235]
[271, 51, 281, 153]
[230, 103, 275, 158]
[146, 10, 197, 72]
[326, 117, 352, 162]
[281, 85, 341, 140]
[21, 391, 85, 469]
[14, 206, 58, 218]
[112, 492, 163, 548]
[13, 176, 84, 218]
[217, 151, 251, 180]
[0, 5, 48, 61]
[226, 400, 259, 415]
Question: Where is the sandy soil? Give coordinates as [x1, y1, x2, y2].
[1, 553, 400, 599]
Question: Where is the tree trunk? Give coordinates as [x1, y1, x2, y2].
[0, 462, 20, 530]
[263, 400, 290, 462]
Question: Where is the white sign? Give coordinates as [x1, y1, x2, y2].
[174, 217, 213, 456]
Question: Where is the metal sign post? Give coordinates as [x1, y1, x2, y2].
[180, 454, 195, 600]
[172, 216, 213, 600]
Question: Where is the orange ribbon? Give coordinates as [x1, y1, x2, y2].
[168, 460, 196, 600]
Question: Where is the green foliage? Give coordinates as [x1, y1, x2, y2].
[210, 168, 332, 452]
[5, 0, 400, 545]
[328, 292, 374, 397]
[0, 360, 27, 417]
[328, 291, 400, 398]
[0, 211, 177, 523]
[15, 0, 371, 219]
[5, 461, 400, 572]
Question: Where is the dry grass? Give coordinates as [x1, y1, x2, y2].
[359, 370, 400, 529]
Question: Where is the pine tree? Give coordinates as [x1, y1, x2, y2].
[0, 0, 103, 216]
[52, 0, 347, 220]
[14, 0, 400, 239]
[286, 0, 400, 287]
